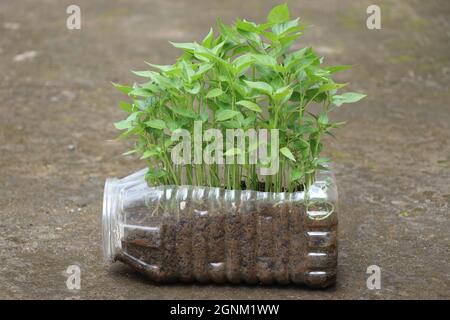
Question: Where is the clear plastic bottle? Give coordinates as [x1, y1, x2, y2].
[102, 168, 338, 288]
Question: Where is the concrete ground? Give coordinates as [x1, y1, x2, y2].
[0, 0, 449, 299]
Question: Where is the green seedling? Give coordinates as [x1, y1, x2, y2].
[113, 3, 366, 192]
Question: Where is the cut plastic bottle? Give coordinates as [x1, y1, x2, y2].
[102, 168, 338, 288]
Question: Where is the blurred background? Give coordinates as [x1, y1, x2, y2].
[0, 0, 449, 299]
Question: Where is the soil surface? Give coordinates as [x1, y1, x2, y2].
[0, 0, 449, 299]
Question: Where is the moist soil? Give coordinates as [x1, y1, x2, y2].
[115, 190, 338, 288]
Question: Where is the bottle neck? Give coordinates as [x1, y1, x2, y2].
[102, 178, 120, 262]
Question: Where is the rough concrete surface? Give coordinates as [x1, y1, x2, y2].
[0, 0, 449, 299]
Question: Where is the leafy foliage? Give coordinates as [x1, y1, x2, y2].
[113, 3, 366, 192]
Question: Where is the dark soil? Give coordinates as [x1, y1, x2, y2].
[115, 189, 338, 288]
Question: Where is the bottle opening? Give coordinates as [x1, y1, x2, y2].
[102, 177, 119, 263]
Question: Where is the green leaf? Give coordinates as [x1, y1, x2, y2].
[231, 81, 248, 97]
[318, 82, 347, 93]
[294, 138, 310, 149]
[140, 82, 159, 93]
[202, 28, 214, 48]
[114, 120, 131, 130]
[135, 97, 156, 110]
[206, 88, 224, 99]
[112, 82, 133, 95]
[145, 168, 167, 179]
[329, 121, 346, 129]
[252, 54, 277, 68]
[211, 40, 226, 55]
[164, 138, 174, 148]
[278, 32, 302, 48]
[181, 60, 194, 82]
[166, 120, 180, 132]
[140, 149, 160, 159]
[170, 106, 198, 119]
[280, 146, 296, 162]
[332, 92, 366, 107]
[119, 101, 132, 113]
[144, 62, 173, 72]
[143, 71, 176, 90]
[232, 54, 255, 74]
[132, 70, 153, 78]
[326, 65, 353, 74]
[114, 112, 140, 131]
[267, 3, 290, 24]
[193, 63, 213, 80]
[290, 168, 302, 182]
[185, 82, 201, 94]
[236, 100, 262, 113]
[318, 113, 329, 126]
[216, 109, 241, 122]
[272, 18, 300, 35]
[145, 119, 166, 130]
[244, 80, 273, 96]
[242, 114, 256, 128]
[273, 86, 293, 103]
[169, 41, 200, 52]
[217, 17, 240, 43]
[129, 88, 152, 97]
[221, 120, 241, 129]
[235, 19, 259, 32]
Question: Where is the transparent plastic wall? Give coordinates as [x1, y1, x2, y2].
[103, 168, 338, 288]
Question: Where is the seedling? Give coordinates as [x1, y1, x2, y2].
[113, 3, 365, 192]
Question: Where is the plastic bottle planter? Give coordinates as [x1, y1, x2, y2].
[102, 168, 338, 288]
